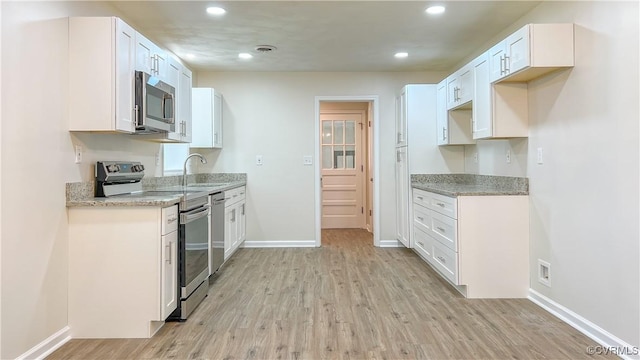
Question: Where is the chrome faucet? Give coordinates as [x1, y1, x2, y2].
[183, 153, 207, 188]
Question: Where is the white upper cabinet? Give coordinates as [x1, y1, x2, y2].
[191, 88, 223, 149]
[489, 23, 574, 83]
[436, 80, 448, 145]
[135, 32, 169, 83]
[163, 57, 192, 143]
[69, 17, 136, 133]
[446, 63, 473, 110]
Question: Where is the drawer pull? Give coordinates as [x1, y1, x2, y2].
[436, 227, 445, 233]
[417, 196, 424, 200]
[417, 216, 424, 221]
[436, 256, 446, 263]
[417, 241, 424, 247]
[436, 202, 445, 207]
[167, 217, 177, 224]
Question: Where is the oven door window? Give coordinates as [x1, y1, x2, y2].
[182, 215, 209, 287]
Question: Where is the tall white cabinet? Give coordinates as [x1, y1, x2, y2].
[395, 85, 462, 248]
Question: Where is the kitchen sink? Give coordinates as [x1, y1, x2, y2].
[187, 182, 233, 187]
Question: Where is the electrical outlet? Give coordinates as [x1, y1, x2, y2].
[538, 259, 551, 287]
[155, 151, 161, 166]
[537, 147, 544, 164]
[473, 152, 478, 164]
[74, 145, 82, 164]
[303, 155, 313, 165]
[506, 149, 511, 164]
[256, 155, 263, 166]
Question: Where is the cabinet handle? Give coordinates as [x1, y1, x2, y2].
[436, 202, 445, 207]
[231, 209, 236, 222]
[397, 132, 402, 143]
[397, 151, 401, 162]
[442, 127, 446, 141]
[436, 226, 446, 233]
[436, 256, 446, 263]
[500, 55, 505, 75]
[417, 196, 423, 200]
[166, 244, 172, 264]
[417, 216, 424, 221]
[214, 133, 218, 144]
[504, 55, 510, 73]
[418, 241, 424, 247]
[241, 204, 245, 216]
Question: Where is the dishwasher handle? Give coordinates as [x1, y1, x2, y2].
[180, 205, 210, 223]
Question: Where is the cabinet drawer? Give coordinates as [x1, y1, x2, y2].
[430, 210, 458, 251]
[162, 206, 178, 235]
[413, 227, 433, 260]
[412, 204, 431, 234]
[412, 189, 430, 208]
[432, 240, 459, 285]
[224, 186, 246, 206]
[428, 192, 457, 219]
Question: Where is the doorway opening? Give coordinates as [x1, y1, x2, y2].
[314, 96, 380, 247]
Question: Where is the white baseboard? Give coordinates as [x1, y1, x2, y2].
[242, 240, 317, 248]
[16, 326, 71, 360]
[378, 239, 402, 247]
[529, 289, 639, 360]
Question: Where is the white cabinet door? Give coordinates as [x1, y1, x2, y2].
[224, 205, 237, 260]
[395, 91, 407, 147]
[436, 80, 448, 145]
[472, 52, 492, 139]
[161, 230, 177, 319]
[445, 75, 459, 110]
[213, 91, 223, 148]
[191, 88, 222, 148]
[178, 66, 193, 142]
[505, 25, 531, 76]
[395, 147, 409, 247]
[114, 18, 136, 133]
[456, 65, 473, 105]
[238, 201, 246, 242]
[135, 32, 168, 81]
[135, 32, 154, 75]
[488, 41, 506, 83]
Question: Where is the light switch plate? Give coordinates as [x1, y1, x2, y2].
[506, 149, 511, 164]
[74, 145, 82, 164]
[256, 155, 263, 166]
[303, 156, 313, 165]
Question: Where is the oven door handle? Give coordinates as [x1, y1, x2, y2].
[180, 205, 210, 223]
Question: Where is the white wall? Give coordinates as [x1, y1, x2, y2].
[0, 2, 167, 358]
[462, 1, 639, 347]
[194, 72, 445, 243]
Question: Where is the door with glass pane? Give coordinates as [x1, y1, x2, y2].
[320, 112, 365, 229]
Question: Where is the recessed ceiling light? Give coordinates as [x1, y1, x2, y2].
[206, 7, 226, 15]
[395, 52, 409, 58]
[238, 53, 253, 59]
[426, 5, 445, 15]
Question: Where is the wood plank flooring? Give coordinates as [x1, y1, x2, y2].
[48, 229, 610, 359]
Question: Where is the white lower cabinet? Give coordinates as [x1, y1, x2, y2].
[224, 186, 246, 261]
[68, 205, 178, 338]
[412, 188, 529, 298]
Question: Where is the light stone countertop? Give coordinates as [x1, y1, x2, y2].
[411, 174, 528, 197]
[66, 175, 247, 208]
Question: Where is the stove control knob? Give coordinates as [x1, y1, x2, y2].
[115, 164, 121, 172]
[131, 165, 138, 172]
[139, 164, 145, 172]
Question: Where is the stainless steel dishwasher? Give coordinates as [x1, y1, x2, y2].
[210, 191, 225, 275]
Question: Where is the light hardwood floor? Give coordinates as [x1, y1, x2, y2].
[49, 229, 610, 359]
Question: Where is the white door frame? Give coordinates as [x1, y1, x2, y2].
[314, 95, 380, 247]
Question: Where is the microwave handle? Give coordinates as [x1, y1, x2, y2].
[162, 92, 175, 124]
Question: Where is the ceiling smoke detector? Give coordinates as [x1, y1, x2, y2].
[254, 45, 277, 53]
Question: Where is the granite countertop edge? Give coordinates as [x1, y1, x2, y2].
[411, 182, 529, 197]
[66, 180, 247, 208]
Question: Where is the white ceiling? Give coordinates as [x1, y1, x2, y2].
[111, 1, 541, 72]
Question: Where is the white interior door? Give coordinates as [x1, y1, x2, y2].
[321, 113, 365, 229]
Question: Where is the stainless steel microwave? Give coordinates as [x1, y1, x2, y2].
[134, 71, 175, 133]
